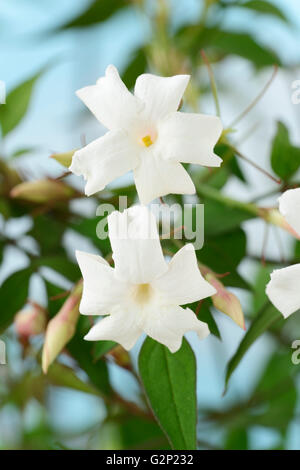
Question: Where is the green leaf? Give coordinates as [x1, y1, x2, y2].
[251, 352, 297, 430]
[120, 416, 170, 450]
[0, 268, 32, 333]
[35, 255, 81, 282]
[188, 299, 221, 339]
[198, 228, 250, 289]
[294, 239, 300, 259]
[71, 216, 112, 257]
[11, 147, 37, 159]
[204, 166, 229, 190]
[68, 318, 111, 396]
[224, 302, 281, 391]
[5, 372, 45, 408]
[92, 340, 117, 361]
[139, 337, 197, 450]
[252, 264, 274, 314]
[29, 215, 65, 255]
[44, 280, 66, 318]
[229, 155, 247, 183]
[213, 143, 247, 183]
[237, 0, 289, 23]
[195, 188, 255, 236]
[0, 72, 42, 137]
[271, 121, 300, 180]
[58, 0, 130, 30]
[46, 362, 100, 396]
[0, 239, 4, 266]
[121, 48, 147, 90]
[204, 201, 253, 237]
[177, 26, 280, 69]
[202, 228, 246, 267]
[209, 29, 280, 68]
[225, 428, 248, 450]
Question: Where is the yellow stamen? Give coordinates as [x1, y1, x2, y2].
[132, 284, 153, 305]
[142, 135, 153, 147]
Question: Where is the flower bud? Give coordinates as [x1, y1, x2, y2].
[42, 281, 82, 374]
[10, 179, 76, 204]
[50, 150, 76, 168]
[15, 304, 47, 338]
[0, 159, 22, 194]
[264, 208, 300, 240]
[206, 273, 245, 330]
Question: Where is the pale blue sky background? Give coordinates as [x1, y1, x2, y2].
[0, 0, 300, 449]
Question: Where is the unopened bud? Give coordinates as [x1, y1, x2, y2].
[15, 304, 47, 338]
[0, 159, 22, 194]
[206, 273, 245, 330]
[50, 150, 76, 168]
[42, 281, 82, 374]
[264, 208, 300, 240]
[10, 179, 76, 204]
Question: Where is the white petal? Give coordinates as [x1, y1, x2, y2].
[278, 188, 300, 236]
[76, 64, 142, 131]
[84, 307, 142, 350]
[266, 264, 300, 318]
[153, 244, 216, 305]
[157, 112, 223, 166]
[69, 129, 139, 196]
[143, 305, 210, 353]
[76, 250, 129, 316]
[134, 73, 190, 122]
[108, 206, 168, 284]
[133, 147, 195, 205]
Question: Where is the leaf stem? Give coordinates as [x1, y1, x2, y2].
[228, 65, 278, 128]
[228, 144, 281, 185]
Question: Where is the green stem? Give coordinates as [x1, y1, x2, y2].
[195, 182, 260, 216]
[228, 65, 278, 128]
[226, 143, 281, 185]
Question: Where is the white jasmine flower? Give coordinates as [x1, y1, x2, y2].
[278, 188, 300, 236]
[70, 65, 223, 205]
[75, 206, 216, 352]
[266, 264, 300, 318]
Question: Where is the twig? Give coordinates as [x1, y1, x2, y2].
[229, 65, 278, 128]
[230, 144, 281, 185]
[49, 290, 71, 301]
[55, 171, 71, 181]
[201, 49, 221, 117]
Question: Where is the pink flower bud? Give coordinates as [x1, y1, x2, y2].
[205, 273, 245, 330]
[42, 282, 82, 374]
[15, 304, 47, 338]
[264, 208, 300, 240]
[50, 150, 76, 168]
[10, 179, 76, 204]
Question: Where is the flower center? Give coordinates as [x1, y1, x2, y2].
[131, 283, 153, 305]
[141, 134, 153, 147]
